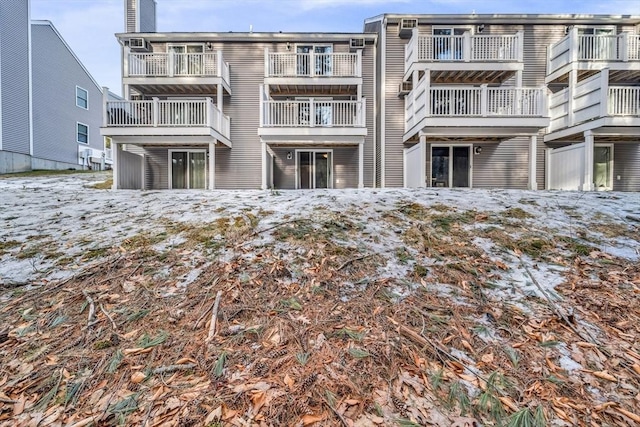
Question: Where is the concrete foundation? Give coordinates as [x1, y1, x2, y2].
[0, 150, 83, 174]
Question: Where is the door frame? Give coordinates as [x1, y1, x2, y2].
[168, 148, 208, 189]
[294, 149, 334, 189]
[594, 143, 614, 191]
[429, 144, 473, 188]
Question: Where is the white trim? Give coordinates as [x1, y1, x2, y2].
[380, 17, 387, 187]
[528, 135, 538, 190]
[574, 25, 617, 34]
[294, 43, 334, 52]
[76, 86, 89, 109]
[429, 144, 473, 188]
[358, 142, 364, 188]
[594, 143, 614, 191]
[294, 149, 334, 189]
[166, 43, 205, 53]
[167, 148, 208, 190]
[208, 142, 216, 190]
[77, 122, 89, 144]
[28, 1, 33, 156]
[372, 35, 377, 187]
[0, 10, 3, 151]
[31, 21, 103, 92]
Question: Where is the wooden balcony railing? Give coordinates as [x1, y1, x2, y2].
[405, 28, 523, 68]
[260, 99, 366, 127]
[126, 51, 230, 83]
[265, 50, 362, 78]
[104, 98, 230, 139]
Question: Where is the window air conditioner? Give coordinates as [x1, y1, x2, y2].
[129, 37, 150, 51]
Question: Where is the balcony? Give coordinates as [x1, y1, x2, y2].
[123, 51, 231, 96]
[546, 29, 640, 84]
[546, 70, 640, 141]
[264, 49, 362, 95]
[258, 98, 367, 144]
[101, 98, 231, 147]
[404, 28, 524, 83]
[404, 77, 548, 141]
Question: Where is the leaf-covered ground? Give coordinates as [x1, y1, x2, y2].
[1, 172, 639, 426]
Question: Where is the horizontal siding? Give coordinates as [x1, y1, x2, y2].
[144, 146, 168, 190]
[1, 0, 31, 154]
[361, 40, 375, 188]
[472, 139, 530, 189]
[126, 0, 137, 33]
[367, 20, 383, 188]
[31, 24, 103, 164]
[613, 142, 640, 192]
[119, 150, 144, 189]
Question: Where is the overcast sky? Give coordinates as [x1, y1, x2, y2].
[30, 0, 639, 96]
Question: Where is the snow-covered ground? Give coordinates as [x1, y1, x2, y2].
[1, 172, 638, 288]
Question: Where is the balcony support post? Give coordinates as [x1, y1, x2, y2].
[480, 84, 488, 117]
[102, 87, 109, 127]
[123, 46, 130, 78]
[310, 51, 315, 77]
[152, 97, 159, 127]
[309, 98, 315, 127]
[567, 69, 577, 127]
[112, 142, 120, 190]
[358, 142, 364, 188]
[621, 32, 629, 62]
[419, 134, 427, 188]
[261, 141, 268, 190]
[569, 27, 579, 63]
[217, 82, 224, 119]
[516, 31, 524, 62]
[356, 49, 362, 77]
[528, 135, 538, 190]
[264, 48, 269, 77]
[208, 141, 216, 190]
[463, 31, 471, 62]
[206, 97, 213, 129]
[583, 130, 594, 191]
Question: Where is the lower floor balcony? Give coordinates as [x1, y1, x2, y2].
[100, 98, 231, 147]
[404, 82, 549, 141]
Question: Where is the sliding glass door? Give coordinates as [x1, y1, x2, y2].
[170, 150, 207, 189]
[431, 146, 471, 188]
[297, 150, 332, 189]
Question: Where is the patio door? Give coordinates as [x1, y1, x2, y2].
[594, 144, 613, 191]
[170, 150, 207, 189]
[432, 27, 469, 60]
[296, 45, 333, 76]
[168, 44, 204, 75]
[431, 146, 471, 188]
[297, 150, 332, 189]
[578, 27, 615, 60]
[296, 97, 333, 127]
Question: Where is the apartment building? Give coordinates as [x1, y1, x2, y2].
[102, 0, 640, 191]
[0, 0, 109, 174]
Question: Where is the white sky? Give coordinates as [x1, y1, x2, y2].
[30, 0, 640, 96]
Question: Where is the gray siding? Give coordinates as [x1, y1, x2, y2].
[143, 146, 168, 190]
[31, 23, 103, 164]
[613, 142, 640, 192]
[471, 142, 529, 189]
[383, 23, 406, 187]
[119, 150, 144, 189]
[365, 19, 382, 187]
[125, 0, 137, 33]
[0, 0, 31, 155]
[271, 147, 359, 190]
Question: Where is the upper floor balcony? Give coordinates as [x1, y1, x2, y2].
[101, 98, 231, 147]
[404, 28, 524, 84]
[258, 95, 367, 144]
[264, 49, 362, 95]
[404, 76, 548, 141]
[546, 69, 640, 141]
[123, 50, 231, 96]
[546, 28, 640, 84]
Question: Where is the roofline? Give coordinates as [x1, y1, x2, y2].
[115, 32, 377, 43]
[365, 13, 640, 25]
[31, 20, 103, 93]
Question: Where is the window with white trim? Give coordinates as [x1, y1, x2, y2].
[77, 123, 89, 144]
[76, 87, 88, 109]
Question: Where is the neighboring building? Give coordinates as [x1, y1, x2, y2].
[0, 1, 109, 174]
[102, 0, 640, 191]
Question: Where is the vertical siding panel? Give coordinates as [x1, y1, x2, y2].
[126, 0, 137, 33]
[31, 24, 103, 165]
[0, 0, 31, 155]
[144, 146, 168, 190]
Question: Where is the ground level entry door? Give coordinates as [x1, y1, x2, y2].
[170, 150, 206, 189]
[297, 150, 332, 189]
[431, 146, 471, 188]
[594, 144, 613, 191]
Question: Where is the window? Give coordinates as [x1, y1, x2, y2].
[77, 123, 89, 144]
[76, 86, 88, 109]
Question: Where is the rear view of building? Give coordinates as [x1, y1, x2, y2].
[103, 1, 639, 191]
[0, 0, 108, 174]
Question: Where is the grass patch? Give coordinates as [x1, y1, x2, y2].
[502, 207, 533, 220]
[0, 169, 98, 179]
[89, 178, 113, 189]
[0, 240, 20, 256]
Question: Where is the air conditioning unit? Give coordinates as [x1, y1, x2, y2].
[128, 37, 150, 51]
[80, 148, 92, 159]
[350, 38, 365, 50]
[399, 19, 418, 38]
[398, 81, 412, 97]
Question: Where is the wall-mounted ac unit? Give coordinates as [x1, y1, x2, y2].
[399, 19, 418, 39]
[350, 38, 365, 50]
[80, 148, 92, 159]
[398, 81, 412, 97]
[128, 37, 150, 51]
